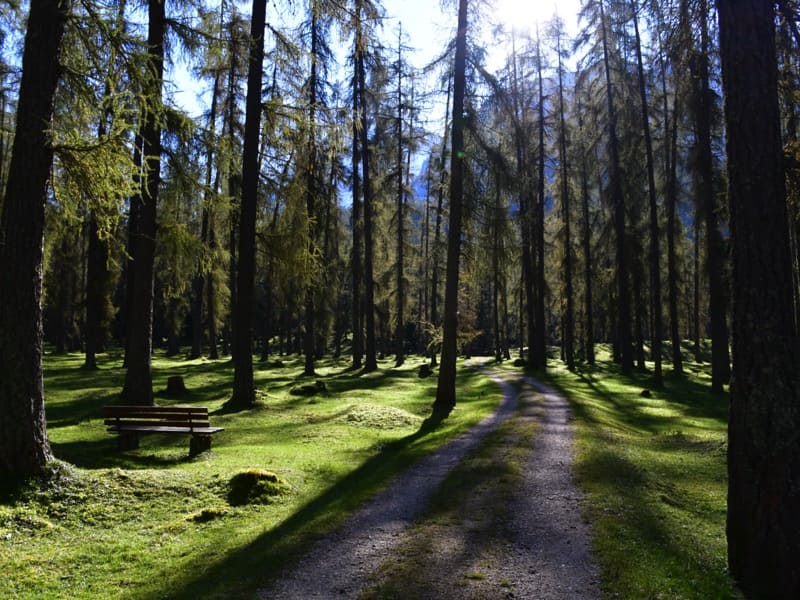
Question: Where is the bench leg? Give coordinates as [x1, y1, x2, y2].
[190, 435, 212, 456]
[118, 432, 139, 451]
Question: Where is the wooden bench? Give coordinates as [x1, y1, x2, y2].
[103, 405, 224, 456]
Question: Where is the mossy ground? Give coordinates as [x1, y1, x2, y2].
[0, 350, 498, 599]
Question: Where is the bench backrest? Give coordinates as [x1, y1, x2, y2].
[103, 405, 211, 430]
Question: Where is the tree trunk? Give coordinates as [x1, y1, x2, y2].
[718, 0, 800, 596]
[84, 212, 110, 369]
[430, 81, 450, 368]
[556, 36, 574, 371]
[230, 0, 267, 407]
[122, 134, 143, 368]
[510, 36, 535, 367]
[696, 0, 730, 392]
[600, 0, 632, 374]
[303, 6, 320, 377]
[0, 0, 70, 476]
[533, 35, 547, 370]
[433, 0, 467, 418]
[123, 0, 165, 406]
[664, 84, 683, 374]
[632, 3, 662, 385]
[85, 1, 125, 370]
[578, 97, 595, 366]
[395, 33, 406, 367]
[358, 4, 378, 372]
[207, 168, 220, 360]
[191, 69, 221, 360]
[693, 210, 701, 360]
[350, 55, 363, 369]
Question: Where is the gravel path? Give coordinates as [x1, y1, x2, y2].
[496, 375, 600, 599]
[258, 363, 599, 599]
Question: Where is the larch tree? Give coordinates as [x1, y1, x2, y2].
[599, 0, 633, 373]
[631, 0, 662, 385]
[693, 0, 730, 393]
[533, 29, 548, 370]
[552, 16, 575, 371]
[429, 80, 451, 368]
[718, 0, 800, 595]
[509, 33, 536, 367]
[122, 0, 166, 405]
[0, 0, 71, 476]
[230, 0, 268, 408]
[83, 0, 128, 370]
[433, 0, 468, 418]
[356, 0, 379, 372]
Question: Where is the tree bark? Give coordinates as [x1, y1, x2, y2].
[0, 0, 70, 476]
[578, 95, 595, 366]
[394, 31, 406, 367]
[664, 81, 683, 374]
[632, 2, 662, 385]
[433, 0, 467, 418]
[191, 70, 221, 360]
[696, 0, 730, 392]
[350, 52, 363, 369]
[556, 33, 574, 371]
[85, 0, 126, 370]
[510, 35, 536, 367]
[718, 0, 800, 596]
[600, 0, 633, 374]
[123, 0, 165, 406]
[84, 212, 110, 369]
[531, 35, 548, 370]
[358, 2, 378, 372]
[230, 0, 267, 407]
[303, 5, 320, 377]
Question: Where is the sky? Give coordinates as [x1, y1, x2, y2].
[386, 0, 582, 65]
[171, 0, 583, 118]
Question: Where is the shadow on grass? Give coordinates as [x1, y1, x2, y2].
[165, 422, 439, 600]
[550, 360, 729, 436]
[576, 445, 735, 597]
[538, 356, 737, 598]
[50, 436, 203, 470]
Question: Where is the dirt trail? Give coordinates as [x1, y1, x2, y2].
[258, 363, 599, 599]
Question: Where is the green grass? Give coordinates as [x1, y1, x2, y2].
[525, 346, 741, 600]
[1, 350, 500, 599]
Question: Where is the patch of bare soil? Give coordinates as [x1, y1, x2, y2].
[258, 364, 599, 599]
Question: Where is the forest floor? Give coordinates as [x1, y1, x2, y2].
[259, 361, 600, 599]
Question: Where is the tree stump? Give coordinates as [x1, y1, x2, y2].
[165, 375, 187, 397]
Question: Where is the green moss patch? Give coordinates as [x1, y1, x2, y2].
[186, 507, 229, 523]
[338, 403, 423, 429]
[228, 469, 290, 506]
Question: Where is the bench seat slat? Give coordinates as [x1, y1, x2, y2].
[103, 406, 209, 416]
[107, 425, 224, 434]
[104, 418, 211, 428]
[104, 412, 209, 422]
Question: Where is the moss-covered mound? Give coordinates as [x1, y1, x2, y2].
[227, 469, 290, 506]
[339, 403, 423, 430]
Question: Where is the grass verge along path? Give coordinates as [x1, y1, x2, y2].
[1, 351, 499, 599]
[537, 349, 741, 599]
